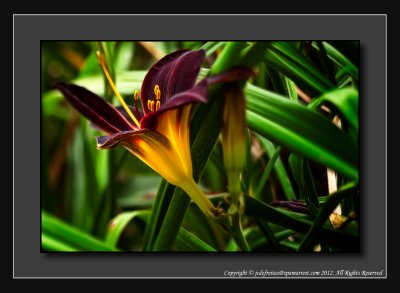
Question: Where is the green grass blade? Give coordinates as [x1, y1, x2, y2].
[142, 180, 175, 251]
[174, 228, 217, 252]
[245, 84, 358, 180]
[245, 196, 359, 251]
[253, 62, 268, 89]
[79, 50, 101, 77]
[106, 209, 216, 252]
[288, 155, 319, 216]
[297, 182, 358, 251]
[313, 41, 337, 86]
[210, 42, 248, 74]
[247, 111, 357, 180]
[67, 127, 91, 231]
[42, 233, 79, 252]
[266, 66, 287, 96]
[265, 42, 335, 95]
[250, 228, 295, 251]
[314, 41, 359, 82]
[42, 211, 117, 251]
[200, 41, 226, 56]
[152, 189, 190, 251]
[105, 210, 150, 248]
[280, 239, 300, 250]
[182, 204, 220, 250]
[284, 77, 298, 101]
[254, 219, 281, 251]
[115, 42, 135, 72]
[255, 145, 283, 197]
[257, 136, 296, 200]
[309, 87, 359, 131]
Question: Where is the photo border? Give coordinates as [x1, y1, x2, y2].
[14, 14, 386, 278]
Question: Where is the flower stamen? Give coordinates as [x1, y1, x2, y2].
[147, 100, 155, 111]
[147, 84, 162, 112]
[97, 51, 140, 128]
[154, 84, 161, 111]
[134, 90, 140, 101]
[133, 90, 140, 118]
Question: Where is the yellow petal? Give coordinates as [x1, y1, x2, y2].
[151, 105, 193, 180]
[179, 177, 217, 218]
[121, 105, 216, 217]
[121, 130, 188, 186]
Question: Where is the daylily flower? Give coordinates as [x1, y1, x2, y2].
[55, 49, 252, 218]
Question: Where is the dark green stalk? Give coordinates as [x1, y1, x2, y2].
[255, 218, 281, 251]
[228, 213, 251, 252]
[297, 182, 357, 251]
[255, 146, 282, 197]
[210, 42, 248, 74]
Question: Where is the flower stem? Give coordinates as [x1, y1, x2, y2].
[210, 42, 248, 75]
[229, 212, 251, 252]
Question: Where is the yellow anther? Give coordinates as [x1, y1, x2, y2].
[147, 100, 155, 112]
[134, 90, 139, 101]
[154, 84, 161, 100]
[96, 51, 140, 128]
[156, 101, 161, 111]
[154, 85, 160, 96]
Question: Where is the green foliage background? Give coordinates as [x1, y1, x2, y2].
[41, 41, 359, 252]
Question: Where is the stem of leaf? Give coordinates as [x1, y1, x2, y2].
[210, 42, 248, 74]
[229, 212, 251, 252]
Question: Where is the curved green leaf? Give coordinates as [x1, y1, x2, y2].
[309, 87, 359, 131]
[245, 196, 359, 251]
[42, 211, 117, 251]
[314, 41, 359, 82]
[106, 209, 216, 251]
[245, 84, 358, 180]
[266, 42, 335, 95]
[297, 182, 358, 251]
[42, 233, 79, 252]
[105, 210, 150, 248]
[174, 228, 217, 252]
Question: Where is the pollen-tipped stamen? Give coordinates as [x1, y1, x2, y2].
[154, 84, 161, 111]
[147, 85, 162, 112]
[97, 51, 140, 128]
[133, 90, 141, 118]
[147, 100, 155, 111]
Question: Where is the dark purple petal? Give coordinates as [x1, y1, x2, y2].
[54, 82, 136, 133]
[115, 106, 143, 123]
[96, 130, 137, 149]
[140, 79, 207, 130]
[140, 67, 254, 130]
[96, 129, 170, 151]
[91, 105, 142, 131]
[140, 50, 205, 114]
